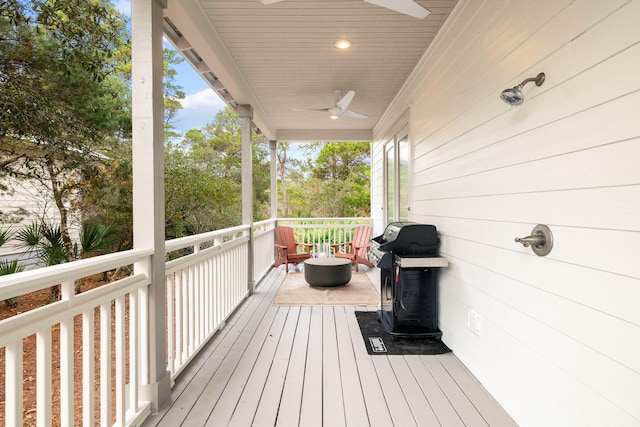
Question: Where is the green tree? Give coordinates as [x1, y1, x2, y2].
[165, 107, 270, 238]
[0, 0, 130, 260]
[277, 142, 370, 218]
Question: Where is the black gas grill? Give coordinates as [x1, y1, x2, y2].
[368, 222, 448, 338]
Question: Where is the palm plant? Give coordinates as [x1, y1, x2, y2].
[0, 259, 24, 308]
[78, 222, 113, 258]
[0, 227, 23, 307]
[15, 222, 68, 299]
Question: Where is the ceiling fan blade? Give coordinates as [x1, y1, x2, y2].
[260, 0, 283, 4]
[364, 0, 430, 19]
[341, 109, 369, 119]
[336, 90, 356, 111]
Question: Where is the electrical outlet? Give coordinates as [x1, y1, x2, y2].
[467, 310, 481, 335]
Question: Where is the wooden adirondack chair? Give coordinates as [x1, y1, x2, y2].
[331, 225, 374, 272]
[274, 226, 313, 272]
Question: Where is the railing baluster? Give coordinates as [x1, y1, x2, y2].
[60, 316, 74, 426]
[167, 273, 175, 373]
[36, 328, 52, 427]
[115, 295, 126, 426]
[100, 302, 112, 426]
[5, 339, 23, 426]
[129, 290, 139, 415]
[82, 309, 95, 426]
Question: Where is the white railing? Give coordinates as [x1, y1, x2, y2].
[253, 219, 277, 282]
[164, 225, 250, 379]
[0, 248, 154, 427]
[276, 217, 373, 255]
[0, 218, 370, 426]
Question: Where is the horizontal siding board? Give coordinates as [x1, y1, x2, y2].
[414, 139, 640, 199]
[438, 254, 640, 421]
[424, 216, 640, 326]
[440, 242, 640, 374]
[413, 185, 640, 232]
[414, 90, 640, 184]
[411, 0, 636, 160]
[438, 296, 598, 427]
[439, 277, 640, 426]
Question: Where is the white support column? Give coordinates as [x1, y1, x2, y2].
[269, 140, 278, 219]
[238, 105, 255, 294]
[131, 0, 171, 412]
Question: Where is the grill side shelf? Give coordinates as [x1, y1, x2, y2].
[394, 256, 449, 268]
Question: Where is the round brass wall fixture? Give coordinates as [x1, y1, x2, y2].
[515, 224, 553, 256]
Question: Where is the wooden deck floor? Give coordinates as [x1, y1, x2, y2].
[143, 267, 517, 427]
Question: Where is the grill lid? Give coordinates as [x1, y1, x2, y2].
[371, 222, 440, 255]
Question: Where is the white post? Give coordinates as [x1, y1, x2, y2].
[131, 0, 171, 411]
[238, 105, 255, 294]
[270, 140, 278, 219]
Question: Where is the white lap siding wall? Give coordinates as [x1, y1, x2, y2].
[371, 0, 640, 425]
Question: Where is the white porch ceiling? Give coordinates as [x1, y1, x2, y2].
[164, 0, 458, 141]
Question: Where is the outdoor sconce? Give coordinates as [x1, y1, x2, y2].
[500, 72, 545, 106]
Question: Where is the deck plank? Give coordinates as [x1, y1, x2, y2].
[421, 355, 490, 427]
[322, 306, 346, 427]
[149, 270, 282, 427]
[275, 306, 311, 427]
[225, 306, 290, 426]
[143, 267, 517, 427]
[389, 356, 441, 426]
[404, 355, 465, 427]
[251, 306, 301, 427]
[372, 356, 418, 427]
[202, 304, 283, 426]
[299, 306, 323, 427]
[334, 306, 370, 426]
[437, 353, 518, 427]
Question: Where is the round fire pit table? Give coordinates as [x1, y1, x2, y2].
[304, 258, 352, 287]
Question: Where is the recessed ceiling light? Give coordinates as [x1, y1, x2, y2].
[334, 40, 352, 49]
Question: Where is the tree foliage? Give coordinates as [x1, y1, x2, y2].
[278, 142, 370, 218]
[164, 107, 271, 238]
[0, 0, 130, 259]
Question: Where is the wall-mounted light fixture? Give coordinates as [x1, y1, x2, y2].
[500, 72, 545, 106]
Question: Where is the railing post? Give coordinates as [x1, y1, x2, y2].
[239, 104, 255, 294]
[132, 0, 171, 412]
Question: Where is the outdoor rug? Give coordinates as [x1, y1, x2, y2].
[272, 272, 380, 306]
[355, 311, 452, 355]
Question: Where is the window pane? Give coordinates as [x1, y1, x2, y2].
[386, 143, 394, 224]
[398, 136, 409, 221]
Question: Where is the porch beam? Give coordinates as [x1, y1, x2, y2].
[131, 0, 171, 412]
[239, 104, 255, 294]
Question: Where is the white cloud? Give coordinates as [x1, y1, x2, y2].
[172, 89, 227, 133]
[181, 88, 225, 110]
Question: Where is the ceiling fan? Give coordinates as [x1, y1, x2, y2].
[296, 90, 369, 119]
[260, 0, 430, 19]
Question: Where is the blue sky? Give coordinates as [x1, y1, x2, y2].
[114, 0, 227, 135]
[168, 48, 228, 135]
